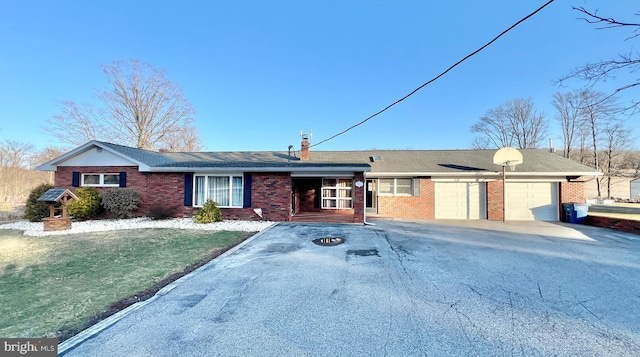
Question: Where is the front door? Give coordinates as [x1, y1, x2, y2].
[366, 179, 377, 214]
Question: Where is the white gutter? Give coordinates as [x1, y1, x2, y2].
[369, 171, 601, 177]
[148, 166, 372, 173]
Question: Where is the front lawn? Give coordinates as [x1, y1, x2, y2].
[0, 228, 252, 340]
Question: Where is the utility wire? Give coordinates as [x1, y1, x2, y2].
[310, 0, 556, 148]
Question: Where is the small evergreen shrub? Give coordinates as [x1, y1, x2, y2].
[101, 188, 140, 219]
[68, 187, 102, 220]
[148, 204, 178, 220]
[195, 200, 223, 223]
[23, 184, 55, 222]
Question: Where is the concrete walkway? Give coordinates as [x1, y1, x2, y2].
[61, 219, 640, 356]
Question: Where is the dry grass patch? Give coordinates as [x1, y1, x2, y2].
[588, 212, 640, 221]
[0, 228, 252, 340]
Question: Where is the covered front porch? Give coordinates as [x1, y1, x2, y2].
[290, 174, 365, 223]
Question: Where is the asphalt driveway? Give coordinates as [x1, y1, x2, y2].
[61, 219, 640, 356]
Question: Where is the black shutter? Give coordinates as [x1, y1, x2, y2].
[72, 172, 80, 187]
[119, 172, 127, 187]
[184, 173, 193, 206]
[243, 173, 252, 208]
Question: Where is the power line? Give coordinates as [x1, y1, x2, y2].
[310, 0, 556, 148]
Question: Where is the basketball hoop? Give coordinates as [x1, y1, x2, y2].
[492, 147, 524, 222]
[493, 148, 523, 170]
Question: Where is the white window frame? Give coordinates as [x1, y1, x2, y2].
[321, 178, 353, 209]
[193, 174, 244, 208]
[378, 178, 413, 196]
[81, 173, 120, 187]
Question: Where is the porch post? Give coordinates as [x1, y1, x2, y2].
[363, 170, 367, 224]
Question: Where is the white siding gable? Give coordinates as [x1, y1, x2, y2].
[60, 147, 137, 166]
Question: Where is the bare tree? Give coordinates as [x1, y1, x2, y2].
[599, 119, 632, 198]
[471, 104, 514, 149]
[575, 125, 592, 165]
[157, 125, 203, 152]
[470, 137, 492, 150]
[508, 98, 548, 149]
[28, 146, 66, 170]
[621, 151, 640, 176]
[28, 146, 66, 184]
[0, 141, 52, 207]
[552, 91, 584, 159]
[558, 7, 640, 111]
[49, 59, 202, 151]
[578, 89, 619, 197]
[0, 140, 34, 168]
[471, 97, 547, 149]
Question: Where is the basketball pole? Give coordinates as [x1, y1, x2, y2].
[502, 163, 506, 223]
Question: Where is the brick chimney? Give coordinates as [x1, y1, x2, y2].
[301, 135, 310, 161]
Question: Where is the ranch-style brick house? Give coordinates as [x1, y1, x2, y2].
[37, 139, 599, 223]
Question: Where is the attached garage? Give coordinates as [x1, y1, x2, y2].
[505, 182, 558, 221]
[435, 182, 487, 219]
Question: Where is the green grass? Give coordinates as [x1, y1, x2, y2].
[0, 228, 251, 340]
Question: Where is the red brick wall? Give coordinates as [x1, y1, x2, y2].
[560, 181, 585, 203]
[146, 172, 196, 217]
[55, 166, 155, 217]
[353, 173, 365, 223]
[487, 180, 504, 221]
[55, 168, 375, 222]
[585, 216, 640, 235]
[559, 181, 585, 221]
[374, 178, 434, 219]
[250, 172, 292, 221]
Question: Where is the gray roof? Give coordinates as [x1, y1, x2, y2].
[98, 142, 370, 170]
[39, 141, 599, 177]
[37, 188, 78, 202]
[309, 149, 598, 175]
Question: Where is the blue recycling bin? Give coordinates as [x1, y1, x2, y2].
[562, 203, 575, 223]
[563, 203, 589, 224]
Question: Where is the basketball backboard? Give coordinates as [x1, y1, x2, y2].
[493, 147, 523, 170]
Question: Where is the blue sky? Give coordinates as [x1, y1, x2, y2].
[0, 0, 638, 152]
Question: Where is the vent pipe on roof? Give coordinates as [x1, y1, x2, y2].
[288, 145, 294, 165]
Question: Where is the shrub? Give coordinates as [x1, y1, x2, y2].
[148, 204, 178, 220]
[101, 188, 140, 219]
[23, 184, 55, 222]
[68, 187, 102, 220]
[195, 200, 223, 223]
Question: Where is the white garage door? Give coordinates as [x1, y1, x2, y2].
[435, 182, 486, 219]
[506, 182, 558, 221]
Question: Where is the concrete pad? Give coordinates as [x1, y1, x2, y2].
[61, 220, 640, 356]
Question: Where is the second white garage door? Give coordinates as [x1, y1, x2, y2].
[435, 182, 486, 219]
[506, 182, 558, 221]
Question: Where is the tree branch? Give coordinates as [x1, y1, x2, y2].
[573, 7, 640, 29]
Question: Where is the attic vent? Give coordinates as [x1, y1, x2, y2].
[370, 155, 383, 162]
[96, 147, 103, 153]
